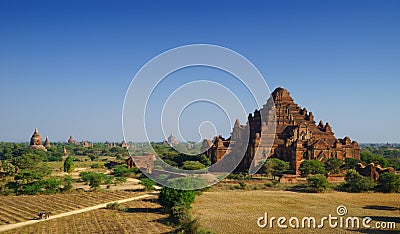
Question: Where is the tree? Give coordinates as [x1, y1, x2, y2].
[325, 158, 342, 174]
[15, 170, 43, 183]
[299, 160, 326, 177]
[343, 158, 361, 170]
[112, 164, 136, 177]
[63, 156, 75, 174]
[12, 153, 42, 170]
[181, 161, 205, 170]
[262, 158, 290, 179]
[376, 173, 400, 193]
[360, 151, 389, 167]
[340, 169, 374, 192]
[158, 177, 200, 213]
[79, 172, 108, 190]
[307, 174, 329, 192]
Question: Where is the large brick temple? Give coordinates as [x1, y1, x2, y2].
[203, 87, 360, 174]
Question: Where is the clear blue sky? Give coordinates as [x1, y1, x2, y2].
[0, 0, 399, 143]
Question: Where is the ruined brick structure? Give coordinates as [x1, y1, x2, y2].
[126, 153, 156, 173]
[204, 87, 360, 175]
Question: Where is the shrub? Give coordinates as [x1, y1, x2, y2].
[238, 181, 247, 190]
[112, 164, 136, 177]
[22, 182, 42, 195]
[338, 169, 374, 192]
[91, 163, 105, 169]
[376, 172, 400, 193]
[159, 187, 195, 213]
[140, 178, 156, 191]
[114, 176, 127, 185]
[42, 177, 61, 194]
[105, 202, 120, 210]
[307, 174, 329, 192]
[181, 161, 205, 170]
[62, 176, 74, 192]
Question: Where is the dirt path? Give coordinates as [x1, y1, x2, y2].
[0, 193, 156, 233]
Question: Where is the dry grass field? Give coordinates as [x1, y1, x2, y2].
[2, 198, 172, 234]
[192, 190, 400, 234]
[0, 191, 142, 225]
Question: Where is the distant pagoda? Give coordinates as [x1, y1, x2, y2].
[30, 128, 47, 151]
[44, 136, 51, 148]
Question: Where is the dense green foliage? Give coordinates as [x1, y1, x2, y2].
[140, 178, 156, 191]
[182, 161, 206, 170]
[159, 187, 195, 212]
[299, 160, 326, 176]
[339, 169, 374, 192]
[112, 164, 137, 177]
[360, 151, 389, 167]
[151, 143, 211, 169]
[79, 172, 109, 190]
[324, 158, 341, 174]
[261, 158, 290, 179]
[307, 174, 329, 192]
[342, 158, 361, 170]
[376, 172, 400, 193]
[63, 156, 75, 173]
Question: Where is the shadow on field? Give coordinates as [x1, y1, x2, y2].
[355, 229, 399, 234]
[353, 216, 400, 233]
[367, 216, 400, 223]
[363, 205, 400, 211]
[122, 207, 162, 213]
[141, 197, 159, 204]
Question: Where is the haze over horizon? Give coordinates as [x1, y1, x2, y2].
[0, 1, 399, 143]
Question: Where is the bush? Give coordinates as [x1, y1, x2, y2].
[42, 177, 61, 194]
[114, 176, 127, 185]
[22, 182, 42, 195]
[307, 174, 329, 192]
[238, 181, 247, 190]
[91, 163, 105, 169]
[105, 202, 120, 210]
[338, 169, 374, 192]
[62, 176, 74, 192]
[140, 178, 156, 191]
[376, 172, 400, 193]
[112, 165, 136, 177]
[181, 161, 205, 170]
[159, 187, 195, 213]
